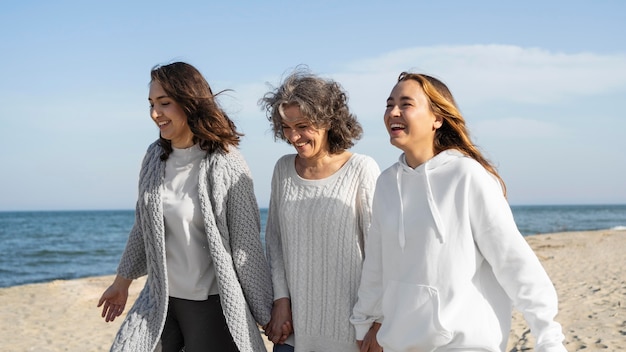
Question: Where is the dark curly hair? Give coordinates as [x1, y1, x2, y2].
[259, 66, 362, 154]
[150, 62, 242, 160]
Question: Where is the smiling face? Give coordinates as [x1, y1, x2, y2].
[149, 81, 194, 149]
[280, 104, 330, 160]
[384, 79, 442, 167]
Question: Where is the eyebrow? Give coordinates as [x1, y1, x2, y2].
[387, 95, 415, 102]
[148, 95, 169, 102]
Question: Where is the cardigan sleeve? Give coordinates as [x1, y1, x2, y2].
[222, 150, 273, 326]
[116, 144, 161, 279]
[116, 201, 148, 279]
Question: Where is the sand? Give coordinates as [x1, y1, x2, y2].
[0, 229, 624, 352]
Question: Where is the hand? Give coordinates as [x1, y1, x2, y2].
[356, 322, 382, 352]
[97, 275, 132, 322]
[264, 297, 293, 344]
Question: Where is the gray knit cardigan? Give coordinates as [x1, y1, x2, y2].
[110, 141, 273, 352]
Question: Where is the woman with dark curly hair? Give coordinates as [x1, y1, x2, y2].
[97, 62, 273, 352]
[259, 67, 380, 352]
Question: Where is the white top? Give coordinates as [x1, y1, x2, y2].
[351, 150, 567, 352]
[163, 144, 218, 300]
[265, 153, 380, 352]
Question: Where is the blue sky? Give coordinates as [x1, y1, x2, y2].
[1, 0, 625, 211]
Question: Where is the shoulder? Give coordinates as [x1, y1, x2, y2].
[142, 140, 162, 160]
[205, 147, 253, 181]
[443, 151, 501, 190]
[272, 154, 296, 173]
[379, 161, 400, 180]
[348, 153, 381, 184]
[350, 153, 380, 172]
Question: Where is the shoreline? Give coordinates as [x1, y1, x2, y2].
[1, 229, 624, 351]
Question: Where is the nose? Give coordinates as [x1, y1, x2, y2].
[285, 128, 300, 143]
[150, 106, 160, 120]
[388, 105, 401, 117]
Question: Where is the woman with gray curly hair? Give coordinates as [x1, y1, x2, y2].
[259, 67, 380, 352]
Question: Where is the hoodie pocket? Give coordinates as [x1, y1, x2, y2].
[378, 281, 453, 352]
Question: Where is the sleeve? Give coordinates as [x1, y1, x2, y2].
[264, 161, 290, 300]
[116, 202, 147, 279]
[224, 151, 274, 326]
[468, 166, 567, 352]
[116, 146, 157, 280]
[350, 175, 385, 340]
[356, 156, 381, 253]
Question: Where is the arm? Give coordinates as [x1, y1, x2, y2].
[469, 167, 567, 352]
[115, 143, 160, 279]
[224, 151, 273, 326]
[351, 181, 385, 341]
[97, 147, 157, 321]
[356, 157, 380, 253]
[263, 162, 293, 343]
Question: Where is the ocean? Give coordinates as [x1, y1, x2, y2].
[1, 204, 625, 288]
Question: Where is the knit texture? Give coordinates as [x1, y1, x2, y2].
[265, 154, 379, 352]
[111, 141, 273, 352]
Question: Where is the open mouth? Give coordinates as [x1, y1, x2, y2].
[390, 123, 406, 131]
[157, 120, 170, 128]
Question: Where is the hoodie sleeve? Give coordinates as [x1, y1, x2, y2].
[468, 164, 567, 352]
[350, 175, 386, 340]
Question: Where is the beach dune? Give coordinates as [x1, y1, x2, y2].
[0, 229, 624, 351]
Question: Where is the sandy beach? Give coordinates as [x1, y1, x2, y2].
[1, 229, 623, 352]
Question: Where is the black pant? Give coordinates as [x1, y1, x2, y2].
[161, 295, 239, 352]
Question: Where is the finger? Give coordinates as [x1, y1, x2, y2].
[101, 302, 110, 318]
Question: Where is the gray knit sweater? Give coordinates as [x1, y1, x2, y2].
[111, 141, 273, 352]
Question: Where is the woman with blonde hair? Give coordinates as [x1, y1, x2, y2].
[351, 72, 567, 352]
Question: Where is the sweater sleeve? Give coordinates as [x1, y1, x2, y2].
[468, 165, 567, 352]
[116, 202, 148, 279]
[223, 150, 273, 326]
[265, 161, 290, 300]
[356, 156, 380, 252]
[350, 174, 385, 340]
[116, 144, 160, 279]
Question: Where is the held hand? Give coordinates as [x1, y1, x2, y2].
[265, 297, 293, 344]
[97, 275, 132, 322]
[278, 319, 293, 344]
[357, 322, 382, 352]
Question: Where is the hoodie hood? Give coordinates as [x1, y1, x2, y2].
[395, 149, 464, 249]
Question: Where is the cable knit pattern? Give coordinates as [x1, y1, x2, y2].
[265, 153, 380, 352]
[111, 141, 273, 352]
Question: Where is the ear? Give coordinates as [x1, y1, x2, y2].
[433, 115, 443, 130]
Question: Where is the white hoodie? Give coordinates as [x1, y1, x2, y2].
[351, 150, 567, 352]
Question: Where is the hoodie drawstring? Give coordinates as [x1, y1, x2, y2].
[424, 166, 446, 244]
[396, 167, 406, 250]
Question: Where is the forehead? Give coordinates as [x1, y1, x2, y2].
[280, 104, 309, 123]
[148, 81, 167, 98]
[389, 79, 426, 99]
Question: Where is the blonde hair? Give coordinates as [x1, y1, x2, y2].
[397, 72, 507, 196]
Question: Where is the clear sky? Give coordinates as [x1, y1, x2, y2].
[1, 0, 625, 211]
